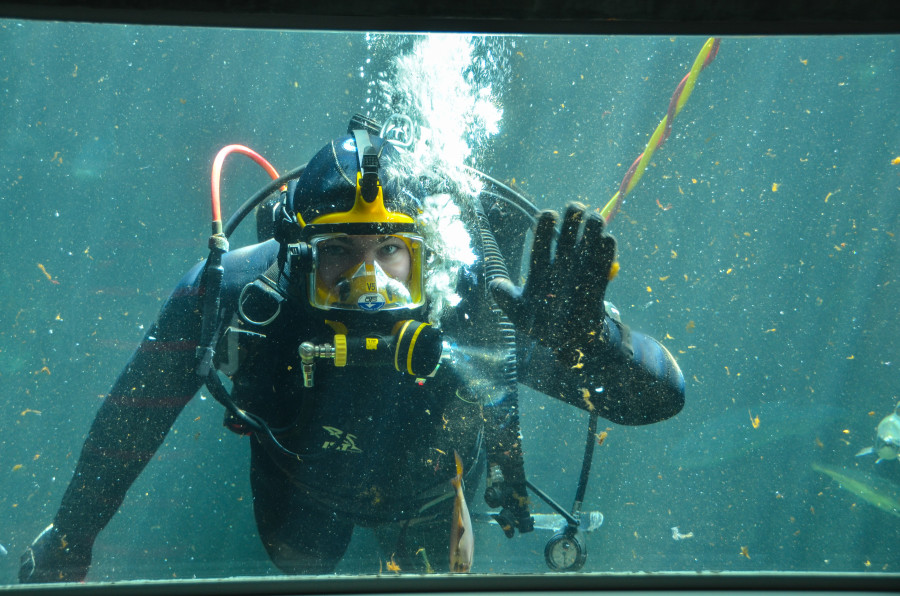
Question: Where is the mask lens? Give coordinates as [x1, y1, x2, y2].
[309, 233, 425, 312]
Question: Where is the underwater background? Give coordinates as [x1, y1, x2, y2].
[0, 23, 898, 581]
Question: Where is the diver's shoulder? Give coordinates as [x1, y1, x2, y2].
[223, 238, 279, 264]
[168, 240, 277, 299]
[221, 239, 279, 279]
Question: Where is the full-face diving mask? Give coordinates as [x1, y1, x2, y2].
[308, 232, 425, 312]
[291, 127, 429, 314]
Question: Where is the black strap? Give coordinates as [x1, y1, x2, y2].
[237, 258, 290, 327]
[352, 129, 380, 202]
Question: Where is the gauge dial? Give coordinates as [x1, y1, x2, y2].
[544, 529, 587, 571]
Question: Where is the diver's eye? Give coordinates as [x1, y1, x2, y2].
[379, 242, 404, 257]
[319, 244, 348, 258]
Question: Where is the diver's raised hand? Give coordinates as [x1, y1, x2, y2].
[19, 524, 92, 583]
[490, 202, 618, 364]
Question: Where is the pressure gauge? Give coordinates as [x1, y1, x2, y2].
[544, 528, 587, 571]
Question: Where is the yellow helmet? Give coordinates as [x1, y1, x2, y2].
[290, 131, 426, 313]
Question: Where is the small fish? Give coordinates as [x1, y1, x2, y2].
[0, 542, 7, 556]
[856, 402, 900, 463]
[449, 451, 474, 573]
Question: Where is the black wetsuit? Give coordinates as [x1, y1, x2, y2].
[49, 223, 685, 573]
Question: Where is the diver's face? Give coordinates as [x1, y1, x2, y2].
[316, 235, 411, 289]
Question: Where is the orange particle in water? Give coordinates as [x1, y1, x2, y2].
[581, 388, 595, 412]
[571, 349, 585, 370]
[749, 410, 760, 429]
[891, 156, 900, 165]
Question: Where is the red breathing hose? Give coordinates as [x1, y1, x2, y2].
[210, 144, 281, 225]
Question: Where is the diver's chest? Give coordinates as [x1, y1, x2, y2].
[222, 316, 478, 432]
[302, 363, 458, 418]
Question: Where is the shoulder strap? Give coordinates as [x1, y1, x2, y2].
[237, 257, 291, 327]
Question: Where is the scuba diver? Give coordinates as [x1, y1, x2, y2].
[19, 116, 684, 582]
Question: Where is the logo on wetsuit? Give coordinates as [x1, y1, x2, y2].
[321, 426, 363, 453]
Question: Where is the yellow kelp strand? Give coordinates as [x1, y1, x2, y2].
[601, 37, 720, 222]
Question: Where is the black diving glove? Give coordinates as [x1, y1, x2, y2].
[488, 490, 535, 538]
[490, 202, 618, 367]
[19, 524, 92, 583]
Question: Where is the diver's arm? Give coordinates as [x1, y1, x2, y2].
[55, 287, 204, 536]
[491, 202, 684, 425]
[19, 262, 207, 583]
[517, 303, 684, 424]
[19, 242, 280, 583]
